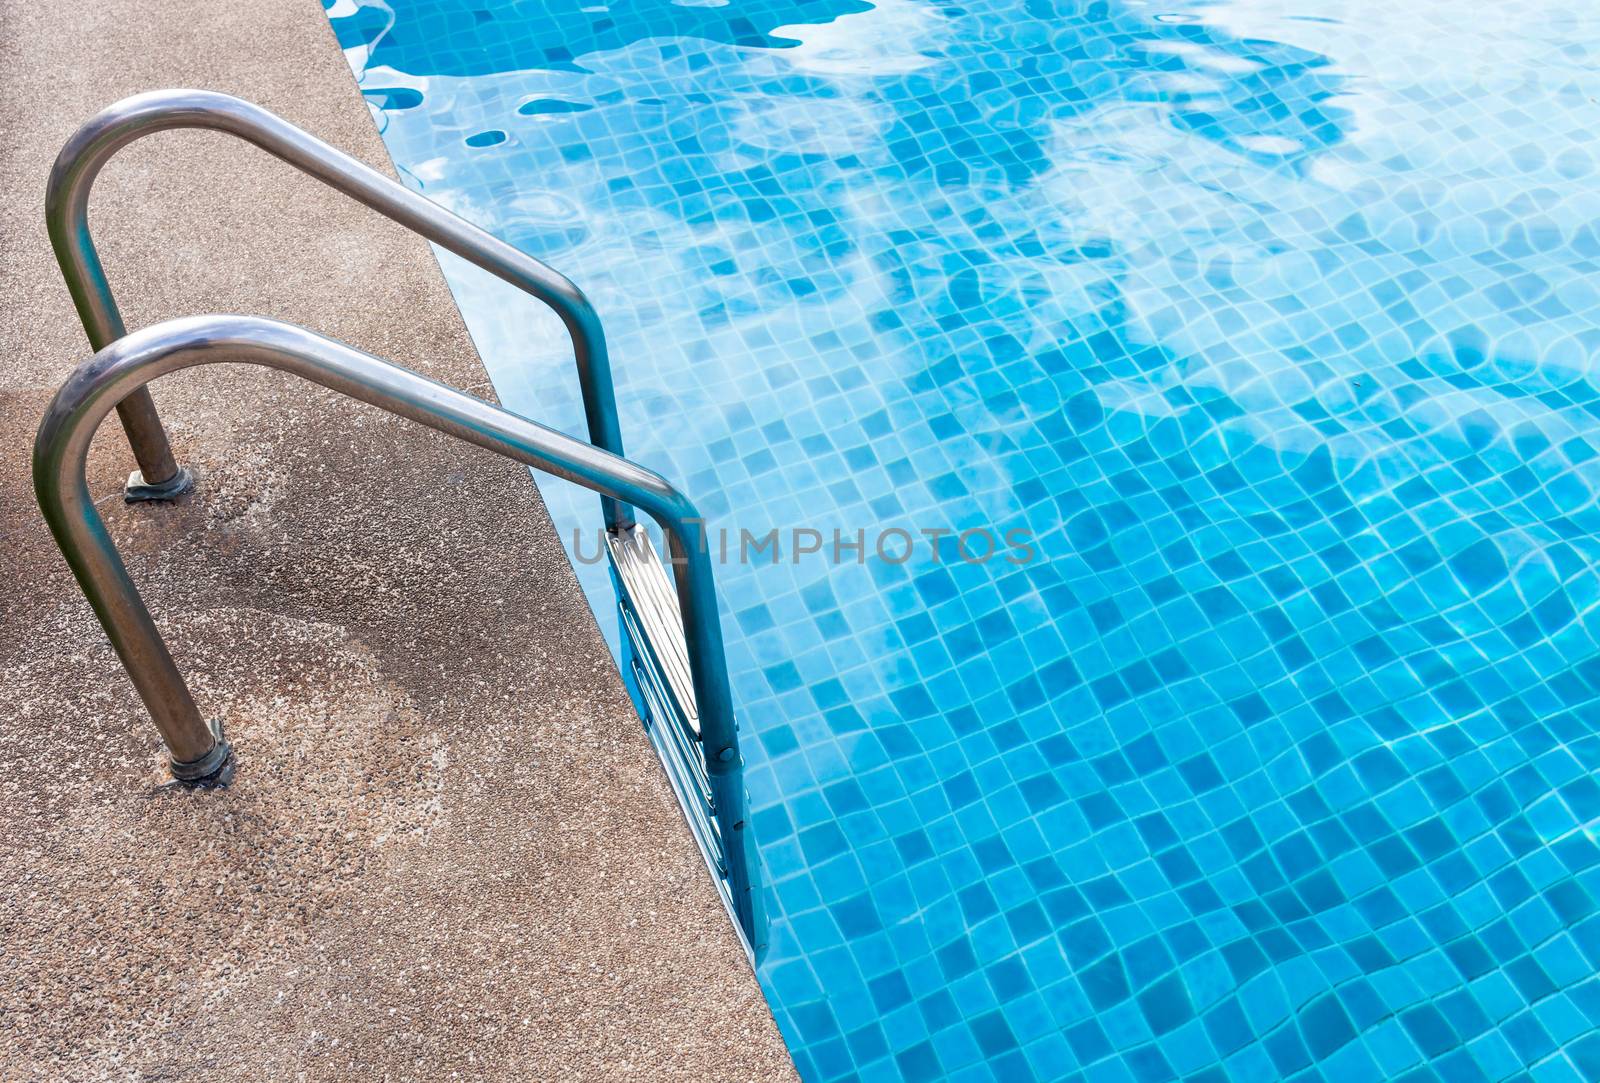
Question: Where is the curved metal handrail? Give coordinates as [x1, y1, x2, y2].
[33, 314, 761, 953]
[46, 89, 631, 530]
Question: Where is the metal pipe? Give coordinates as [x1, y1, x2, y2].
[33, 314, 758, 951]
[46, 89, 632, 530]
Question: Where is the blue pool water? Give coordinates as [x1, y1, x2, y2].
[324, 0, 1600, 1078]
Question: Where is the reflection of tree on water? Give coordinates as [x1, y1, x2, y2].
[331, 0, 875, 76]
[335, 0, 1349, 180]
[871, 0, 1347, 187]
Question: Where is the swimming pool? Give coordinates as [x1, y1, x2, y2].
[324, 0, 1600, 1077]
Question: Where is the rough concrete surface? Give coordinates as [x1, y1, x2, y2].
[0, 0, 794, 1078]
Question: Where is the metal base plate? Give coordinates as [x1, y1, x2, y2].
[124, 466, 195, 503]
[169, 718, 233, 785]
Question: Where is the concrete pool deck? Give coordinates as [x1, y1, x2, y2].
[0, 0, 793, 1077]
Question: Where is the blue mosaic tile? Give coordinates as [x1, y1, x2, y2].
[323, 0, 1600, 1078]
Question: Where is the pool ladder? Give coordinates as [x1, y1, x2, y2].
[35, 90, 766, 961]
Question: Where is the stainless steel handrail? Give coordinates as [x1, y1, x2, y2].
[46, 89, 631, 530]
[33, 314, 761, 953]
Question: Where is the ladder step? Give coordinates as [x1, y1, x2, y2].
[608, 524, 701, 738]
